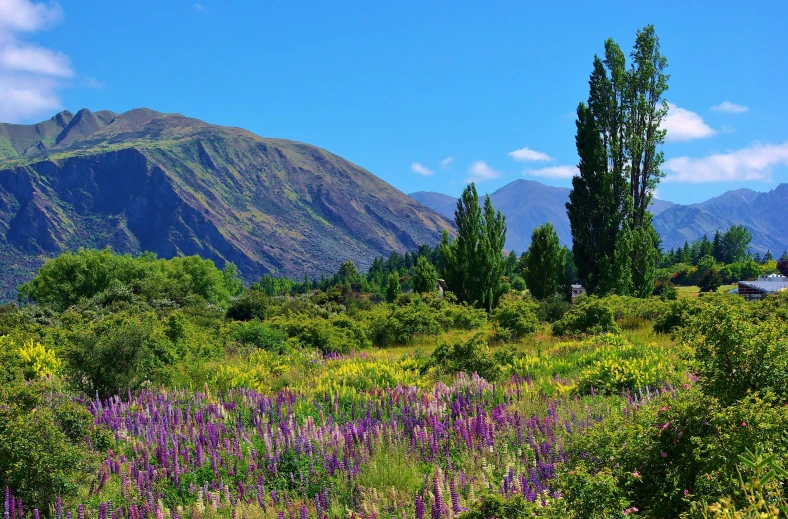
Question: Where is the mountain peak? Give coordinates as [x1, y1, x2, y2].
[0, 108, 453, 299]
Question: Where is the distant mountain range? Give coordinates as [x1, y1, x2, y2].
[0, 108, 453, 299]
[411, 180, 788, 255]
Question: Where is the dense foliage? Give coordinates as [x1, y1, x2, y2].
[2, 246, 787, 519]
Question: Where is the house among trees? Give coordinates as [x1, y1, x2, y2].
[571, 284, 586, 303]
[737, 274, 788, 301]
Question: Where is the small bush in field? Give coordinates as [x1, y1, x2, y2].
[228, 321, 290, 353]
[226, 290, 271, 321]
[492, 296, 539, 340]
[552, 296, 618, 337]
[538, 294, 571, 323]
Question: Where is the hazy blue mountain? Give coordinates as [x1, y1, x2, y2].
[411, 179, 675, 253]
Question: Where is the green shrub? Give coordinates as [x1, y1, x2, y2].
[366, 303, 444, 346]
[441, 303, 488, 330]
[653, 298, 697, 335]
[538, 294, 571, 323]
[0, 380, 101, 513]
[229, 321, 289, 353]
[226, 289, 271, 321]
[269, 317, 364, 354]
[424, 334, 505, 381]
[682, 294, 788, 404]
[63, 311, 175, 396]
[492, 296, 539, 340]
[552, 296, 618, 337]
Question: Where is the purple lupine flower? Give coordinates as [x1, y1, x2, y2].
[415, 495, 425, 519]
[4, 488, 9, 519]
[449, 478, 460, 514]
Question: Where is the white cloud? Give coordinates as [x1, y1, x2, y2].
[523, 165, 578, 179]
[194, 3, 206, 11]
[663, 142, 788, 183]
[465, 161, 500, 183]
[508, 146, 553, 162]
[711, 101, 748, 114]
[0, 0, 78, 122]
[440, 156, 454, 169]
[411, 162, 434, 176]
[0, 0, 63, 32]
[662, 103, 716, 142]
[0, 41, 72, 77]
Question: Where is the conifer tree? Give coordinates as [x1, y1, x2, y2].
[524, 223, 565, 300]
[440, 183, 507, 311]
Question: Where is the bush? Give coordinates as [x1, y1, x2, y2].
[366, 303, 444, 346]
[226, 289, 271, 321]
[653, 298, 697, 335]
[269, 317, 365, 354]
[0, 380, 102, 513]
[441, 303, 488, 330]
[552, 296, 618, 337]
[681, 294, 788, 404]
[538, 294, 571, 323]
[228, 321, 289, 353]
[423, 334, 507, 381]
[64, 311, 175, 396]
[492, 296, 539, 340]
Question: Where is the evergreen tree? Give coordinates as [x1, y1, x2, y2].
[385, 272, 400, 303]
[712, 231, 723, 262]
[719, 225, 752, 263]
[524, 223, 565, 300]
[630, 224, 660, 297]
[440, 183, 507, 311]
[699, 234, 714, 259]
[567, 26, 668, 296]
[764, 250, 774, 263]
[566, 101, 631, 295]
[413, 256, 438, 294]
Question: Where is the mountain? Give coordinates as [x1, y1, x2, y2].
[409, 191, 456, 219]
[488, 180, 573, 252]
[655, 184, 788, 253]
[412, 180, 669, 253]
[411, 180, 788, 255]
[0, 108, 453, 299]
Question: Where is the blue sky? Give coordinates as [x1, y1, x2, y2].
[1, 0, 787, 204]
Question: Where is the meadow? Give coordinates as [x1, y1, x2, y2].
[2, 251, 788, 519]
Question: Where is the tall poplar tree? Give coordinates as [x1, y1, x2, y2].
[440, 183, 507, 311]
[567, 25, 669, 297]
[524, 223, 565, 300]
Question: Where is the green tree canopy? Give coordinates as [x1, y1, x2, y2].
[440, 183, 507, 311]
[524, 223, 566, 300]
[413, 255, 438, 294]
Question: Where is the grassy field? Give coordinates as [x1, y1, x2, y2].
[677, 283, 737, 298]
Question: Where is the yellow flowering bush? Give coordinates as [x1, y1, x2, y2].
[17, 339, 61, 379]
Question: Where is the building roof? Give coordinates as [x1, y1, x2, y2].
[738, 279, 788, 293]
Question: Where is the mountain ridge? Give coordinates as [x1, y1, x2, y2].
[411, 181, 788, 254]
[0, 108, 454, 299]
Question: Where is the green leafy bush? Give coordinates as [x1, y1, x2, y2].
[228, 321, 290, 353]
[0, 380, 103, 513]
[423, 334, 507, 381]
[63, 310, 175, 396]
[552, 296, 619, 336]
[538, 294, 571, 323]
[492, 296, 539, 340]
[226, 289, 271, 321]
[682, 293, 788, 404]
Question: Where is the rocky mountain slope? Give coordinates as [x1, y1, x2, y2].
[0, 108, 453, 299]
